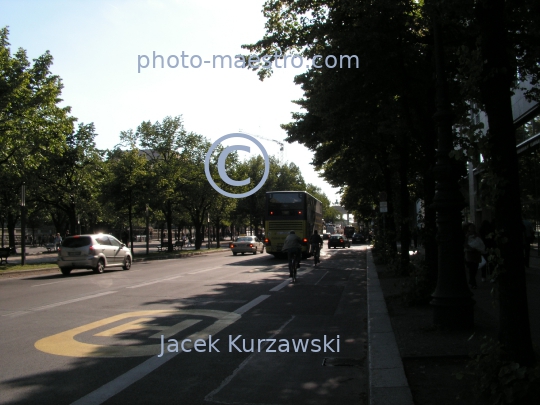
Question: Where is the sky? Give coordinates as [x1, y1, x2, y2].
[1, 0, 342, 205]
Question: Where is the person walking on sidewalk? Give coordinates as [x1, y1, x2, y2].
[54, 233, 62, 251]
[464, 223, 485, 289]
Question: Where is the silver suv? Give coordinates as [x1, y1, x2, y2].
[57, 234, 132, 276]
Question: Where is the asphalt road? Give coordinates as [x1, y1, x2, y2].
[0, 245, 368, 405]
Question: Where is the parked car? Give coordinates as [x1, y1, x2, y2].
[352, 232, 365, 244]
[328, 234, 351, 249]
[230, 236, 265, 255]
[57, 234, 132, 276]
[322, 232, 330, 240]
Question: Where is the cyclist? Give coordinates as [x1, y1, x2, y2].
[282, 230, 302, 280]
[309, 230, 323, 265]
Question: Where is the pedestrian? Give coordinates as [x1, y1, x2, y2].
[464, 223, 485, 289]
[523, 218, 535, 268]
[122, 229, 129, 247]
[478, 220, 496, 282]
[54, 233, 62, 251]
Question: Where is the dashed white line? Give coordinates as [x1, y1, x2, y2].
[125, 274, 184, 289]
[69, 293, 273, 405]
[315, 271, 329, 285]
[2, 291, 117, 317]
[204, 315, 295, 403]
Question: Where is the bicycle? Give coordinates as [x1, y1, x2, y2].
[312, 244, 322, 265]
[287, 248, 301, 283]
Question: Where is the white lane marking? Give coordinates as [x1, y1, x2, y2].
[126, 274, 184, 289]
[187, 266, 222, 275]
[2, 291, 117, 317]
[32, 280, 67, 287]
[126, 265, 223, 288]
[315, 271, 329, 285]
[69, 294, 272, 405]
[268, 267, 315, 292]
[204, 315, 295, 403]
[233, 295, 270, 315]
[269, 279, 290, 292]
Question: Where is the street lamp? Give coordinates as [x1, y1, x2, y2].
[21, 183, 26, 265]
[145, 204, 149, 255]
[207, 213, 211, 249]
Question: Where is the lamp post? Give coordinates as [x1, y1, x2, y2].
[429, 7, 475, 328]
[207, 213, 211, 249]
[145, 204, 149, 255]
[21, 183, 26, 265]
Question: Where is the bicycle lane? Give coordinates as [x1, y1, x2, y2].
[88, 246, 368, 405]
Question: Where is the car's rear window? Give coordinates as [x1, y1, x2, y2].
[330, 235, 342, 239]
[62, 236, 92, 248]
[237, 237, 253, 242]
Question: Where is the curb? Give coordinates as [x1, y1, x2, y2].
[0, 248, 228, 278]
[367, 248, 414, 405]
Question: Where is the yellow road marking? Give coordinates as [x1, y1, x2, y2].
[35, 309, 240, 358]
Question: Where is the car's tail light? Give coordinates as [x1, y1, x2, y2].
[340, 239, 343, 243]
[302, 238, 308, 245]
[89, 246, 96, 255]
[264, 238, 270, 246]
[249, 244, 253, 248]
[230, 244, 235, 248]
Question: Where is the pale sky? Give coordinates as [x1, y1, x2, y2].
[1, 0, 342, 204]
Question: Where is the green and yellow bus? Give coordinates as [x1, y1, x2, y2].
[264, 191, 323, 259]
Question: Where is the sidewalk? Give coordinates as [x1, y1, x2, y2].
[366, 246, 540, 405]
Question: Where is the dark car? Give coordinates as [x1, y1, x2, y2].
[322, 232, 330, 240]
[328, 234, 351, 249]
[352, 232, 365, 244]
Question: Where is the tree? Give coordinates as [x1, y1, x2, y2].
[103, 140, 149, 255]
[33, 122, 105, 235]
[133, 116, 199, 251]
[0, 27, 72, 170]
[0, 27, 73, 247]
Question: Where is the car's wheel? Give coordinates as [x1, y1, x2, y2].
[241, 252, 245, 255]
[93, 259, 105, 274]
[123, 256, 132, 270]
[60, 267, 72, 276]
[253, 250, 257, 255]
[233, 252, 238, 256]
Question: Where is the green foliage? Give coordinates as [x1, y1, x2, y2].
[371, 233, 398, 266]
[400, 258, 436, 306]
[456, 338, 540, 404]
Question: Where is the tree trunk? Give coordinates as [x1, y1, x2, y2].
[7, 212, 17, 251]
[399, 134, 411, 273]
[477, 0, 534, 366]
[382, 162, 398, 253]
[166, 201, 173, 252]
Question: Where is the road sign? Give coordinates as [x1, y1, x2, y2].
[380, 202, 388, 213]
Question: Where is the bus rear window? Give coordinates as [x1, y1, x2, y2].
[267, 193, 304, 215]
